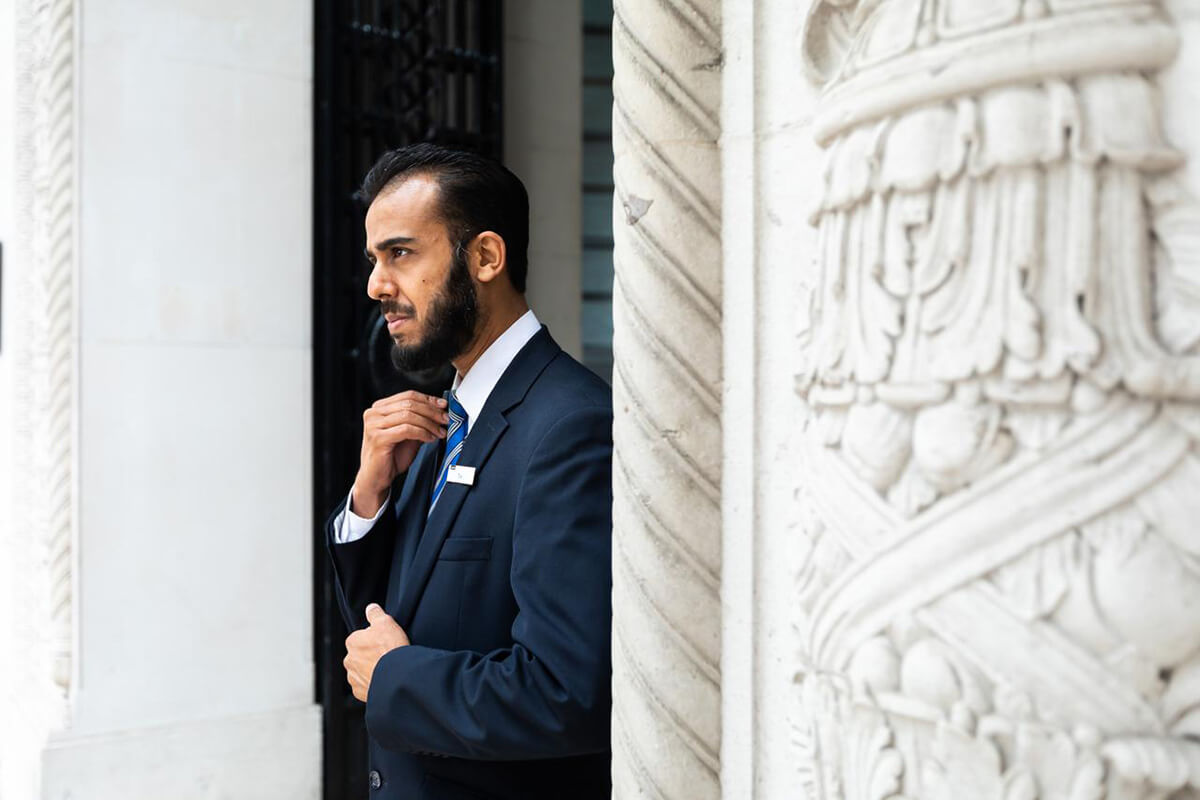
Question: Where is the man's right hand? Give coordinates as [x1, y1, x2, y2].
[352, 390, 449, 517]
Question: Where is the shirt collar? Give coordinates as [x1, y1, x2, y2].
[451, 309, 541, 432]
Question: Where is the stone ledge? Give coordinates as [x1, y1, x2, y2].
[41, 704, 321, 800]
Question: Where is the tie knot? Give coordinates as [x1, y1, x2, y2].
[446, 391, 468, 437]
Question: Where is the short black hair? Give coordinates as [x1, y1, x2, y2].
[358, 143, 530, 293]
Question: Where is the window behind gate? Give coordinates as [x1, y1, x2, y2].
[312, 3, 503, 797]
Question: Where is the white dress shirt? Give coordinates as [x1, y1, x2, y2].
[333, 309, 543, 543]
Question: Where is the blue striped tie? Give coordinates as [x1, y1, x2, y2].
[429, 391, 468, 514]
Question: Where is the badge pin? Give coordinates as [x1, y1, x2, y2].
[447, 465, 476, 486]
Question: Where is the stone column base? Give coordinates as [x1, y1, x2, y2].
[40, 704, 321, 800]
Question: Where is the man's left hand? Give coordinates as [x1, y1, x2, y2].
[344, 603, 410, 702]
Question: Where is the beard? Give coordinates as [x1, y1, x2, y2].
[383, 245, 480, 373]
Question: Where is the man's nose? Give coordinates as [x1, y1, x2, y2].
[366, 262, 394, 300]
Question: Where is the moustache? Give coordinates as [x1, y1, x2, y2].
[380, 301, 416, 318]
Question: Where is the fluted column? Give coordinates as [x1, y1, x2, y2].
[611, 0, 722, 797]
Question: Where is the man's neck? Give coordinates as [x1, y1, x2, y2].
[452, 301, 529, 379]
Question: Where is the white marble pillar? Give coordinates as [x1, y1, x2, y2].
[788, 1, 1200, 797]
[1, 1, 321, 796]
[610, 0, 723, 796]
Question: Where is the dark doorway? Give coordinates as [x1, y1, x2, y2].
[312, 3, 503, 798]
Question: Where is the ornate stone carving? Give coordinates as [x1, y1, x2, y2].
[611, 0, 722, 796]
[796, 1, 1200, 797]
[12, 0, 77, 708]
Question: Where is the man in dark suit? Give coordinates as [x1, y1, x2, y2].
[325, 144, 613, 800]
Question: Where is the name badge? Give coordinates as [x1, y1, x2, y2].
[447, 465, 476, 486]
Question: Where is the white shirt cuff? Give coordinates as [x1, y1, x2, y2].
[333, 487, 391, 544]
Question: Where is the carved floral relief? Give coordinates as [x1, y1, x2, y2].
[795, 1, 1200, 797]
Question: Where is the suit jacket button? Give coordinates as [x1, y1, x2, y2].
[368, 770, 382, 790]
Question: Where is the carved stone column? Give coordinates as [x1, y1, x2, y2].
[794, 1, 1200, 797]
[1, 0, 78, 795]
[610, 0, 723, 796]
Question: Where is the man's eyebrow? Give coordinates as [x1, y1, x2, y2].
[364, 236, 416, 260]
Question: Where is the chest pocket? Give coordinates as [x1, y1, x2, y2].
[437, 536, 493, 561]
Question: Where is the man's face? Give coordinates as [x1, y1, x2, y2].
[363, 176, 479, 372]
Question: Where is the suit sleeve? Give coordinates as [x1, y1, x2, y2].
[325, 489, 399, 632]
[364, 404, 613, 760]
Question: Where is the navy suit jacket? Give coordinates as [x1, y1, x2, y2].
[325, 327, 613, 800]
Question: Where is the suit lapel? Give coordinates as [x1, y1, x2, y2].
[385, 442, 439, 614]
[394, 327, 561, 628]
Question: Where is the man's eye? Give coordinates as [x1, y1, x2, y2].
[391, 247, 408, 259]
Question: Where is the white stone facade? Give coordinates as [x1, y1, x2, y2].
[730, 0, 1200, 798]
[4, 0, 1200, 797]
[617, 0, 1200, 798]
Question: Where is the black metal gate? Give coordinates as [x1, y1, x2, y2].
[312, 3, 503, 797]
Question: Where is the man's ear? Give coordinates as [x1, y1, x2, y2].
[471, 231, 507, 285]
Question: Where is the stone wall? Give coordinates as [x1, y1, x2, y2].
[504, 0, 584, 359]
